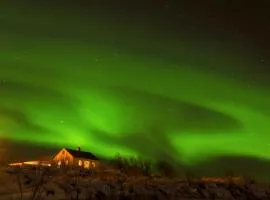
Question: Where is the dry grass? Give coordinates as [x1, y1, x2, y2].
[0, 157, 270, 200]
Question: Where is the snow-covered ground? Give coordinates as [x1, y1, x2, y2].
[1, 166, 270, 200]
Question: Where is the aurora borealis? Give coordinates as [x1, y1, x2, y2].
[1, 1, 270, 178]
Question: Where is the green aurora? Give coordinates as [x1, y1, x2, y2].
[0, 2, 270, 171]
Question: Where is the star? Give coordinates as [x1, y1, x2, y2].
[260, 58, 265, 63]
[191, 25, 198, 31]
[164, 4, 170, 9]
[113, 51, 119, 57]
[0, 79, 6, 84]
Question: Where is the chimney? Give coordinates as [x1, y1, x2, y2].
[77, 146, 81, 152]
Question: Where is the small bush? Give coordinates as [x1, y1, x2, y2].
[155, 160, 176, 177]
[110, 154, 153, 176]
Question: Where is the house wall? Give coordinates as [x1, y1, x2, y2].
[53, 148, 74, 166]
[52, 148, 100, 169]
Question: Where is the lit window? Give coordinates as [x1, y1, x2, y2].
[84, 161, 90, 169]
[65, 160, 69, 165]
[91, 162, 96, 167]
[78, 160, 82, 166]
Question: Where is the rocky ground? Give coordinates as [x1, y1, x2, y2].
[1, 166, 270, 200]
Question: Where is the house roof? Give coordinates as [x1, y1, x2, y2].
[65, 148, 99, 160]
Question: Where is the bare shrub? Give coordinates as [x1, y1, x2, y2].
[155, 160, 175, 177]
[110, 154, 153, 177]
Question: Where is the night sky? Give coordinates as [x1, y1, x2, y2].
[1, 0, 270, 179]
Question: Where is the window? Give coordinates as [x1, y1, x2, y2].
[91, 162, 96, 168]
[65, 160, 69, 165]
[78, 160, 82, 166]
[84, 161, 90, 169]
